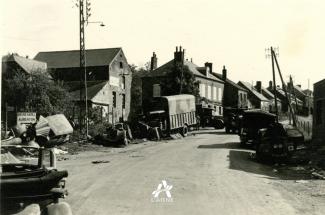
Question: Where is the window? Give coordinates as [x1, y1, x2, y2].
[200, 84, 206, 97]
[121, 76, 125, 89]
[207, 85, 211, 100]
[316, 100, 323, 125]
[219, 107, 222, 115]
[122, 94, 126, 109]
[213, 87, 217, 101]
[153, 84, 161, 97]
[112, 92, 116, 108]
[218, 88, 222, 101]
[119, 62, 123, 69]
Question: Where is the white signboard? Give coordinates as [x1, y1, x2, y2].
[17, 112, 37, 125]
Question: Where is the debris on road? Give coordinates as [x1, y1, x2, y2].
[295, 180, 309, 184]
[92, 160, 110, 164]
[311, 172, 325, 180]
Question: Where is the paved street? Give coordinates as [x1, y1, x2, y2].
[58, 129, 325, 215]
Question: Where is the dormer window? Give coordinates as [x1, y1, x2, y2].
[120, 62, 123, 69]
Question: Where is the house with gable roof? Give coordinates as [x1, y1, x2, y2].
[238, 81, 270, 111]
[34, 48, 132, 123]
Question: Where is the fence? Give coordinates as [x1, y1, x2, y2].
[296, 117, 312, 140]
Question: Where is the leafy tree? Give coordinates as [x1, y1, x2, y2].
[161, 63, 200, 97]
[129, 64, 149, 121]
[2, 69, 73, 117]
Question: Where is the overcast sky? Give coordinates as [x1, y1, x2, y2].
[1, 0, 324, 89]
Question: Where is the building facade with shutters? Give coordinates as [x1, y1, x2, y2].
[34, 48, 132, 124]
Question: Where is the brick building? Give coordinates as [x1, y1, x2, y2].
[313, 79, 325, 147]
[34, 48, 132, 123]
[141, 47, 224, 117]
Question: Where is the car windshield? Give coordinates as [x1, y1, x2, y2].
[0, 146, 39, 166]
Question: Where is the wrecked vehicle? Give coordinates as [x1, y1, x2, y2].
[239, 109, 277, 146]
[94, 123, 132, 147]
[256, 122, 303, 162]
[4, 114, 74, 148]
[144, 94, 197, 137]
[0, 144, 71, 215]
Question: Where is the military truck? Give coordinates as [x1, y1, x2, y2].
[145, 94, 197, 137]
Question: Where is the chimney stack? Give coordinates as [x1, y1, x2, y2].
[150, 52, 158, 71]
[174, 46, 185, 66]
[256, 81, 262, 93]
[269, 81, 273, 89]
[297, 84, 302, 88]
[222, 65, 227, 80]
[204, 62, 213, 76]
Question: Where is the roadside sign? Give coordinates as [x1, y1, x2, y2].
[17, 112, 37, 125]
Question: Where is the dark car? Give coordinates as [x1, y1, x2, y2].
[239, 109, 276, 146]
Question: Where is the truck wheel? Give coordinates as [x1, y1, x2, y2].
[181, 125, 188, 137]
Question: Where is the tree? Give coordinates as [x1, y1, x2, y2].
[161, 63, 200, 97]
[129, 64, 149, 121]
[3, 69, 73, 117]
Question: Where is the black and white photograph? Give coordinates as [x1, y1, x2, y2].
[1, 0, 325, 214]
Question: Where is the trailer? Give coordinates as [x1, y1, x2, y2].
[145, 94, 197, 137]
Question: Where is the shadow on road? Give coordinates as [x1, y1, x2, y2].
[191, 130, 230, 135]
[198, 142, 241, 149]
[228, 150, 314, 180]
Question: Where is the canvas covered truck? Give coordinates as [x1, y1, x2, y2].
[145, 94, 197, 137]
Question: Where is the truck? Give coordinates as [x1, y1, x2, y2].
[145, 94, 197, 137]
[223, 107, 247, 133]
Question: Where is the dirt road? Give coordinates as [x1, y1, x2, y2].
[58, 129, 325, 215]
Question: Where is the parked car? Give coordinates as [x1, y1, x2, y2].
[0, 145, 71, 214]
[239, 109, 276, 146]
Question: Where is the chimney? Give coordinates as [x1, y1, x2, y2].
[256, 81, 262, 93]
[150, 52, 157, 71]
[222, 65, 227, 80]
[297, 84, 301, 88]
[269, 81, 273, 89]
[174, 46, 185, 66]
[204, 62, 213, 74]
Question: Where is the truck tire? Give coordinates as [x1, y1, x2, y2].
[181, 125, 188, 137]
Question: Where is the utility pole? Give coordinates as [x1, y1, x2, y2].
[270, 47, 279, 122]
[272, 50, 297, 127]
[79, 0, 89, 138]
